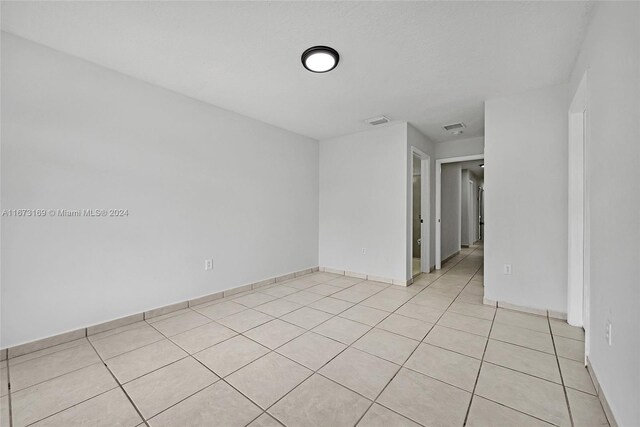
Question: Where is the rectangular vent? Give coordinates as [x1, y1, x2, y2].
[365, 116, 390, 126]
[443, 122, 465, 131]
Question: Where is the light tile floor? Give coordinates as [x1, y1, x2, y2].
[0, 245, 610, 426]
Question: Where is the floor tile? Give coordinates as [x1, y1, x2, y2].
[409, 293, 454, 310]
[106, 339, 187, 384]
[326, 276, 363, 288]
[376, 314, 433, 340]
[405, 343, 480, 391]
[360, 289, 413, 312]
[1, 396, 9, 427]
[170, 322, 237, 354]
[313, 317, 371, 345]
[234, 292, 278, 308]
[149, 311, 211, 337]
[277, 332, 346, 370]
[558, 357, 596, 394]
[9, 338, 88, 366]
[377, 368, 471, 426]
[339, 305, 389, 326]
[11, 364, 117, 427]
[91, 324, 164, 359]
[484, 339, 561, 383]
[395, 302, 444, 323]
[254, 299, 302, 318]
[455, 292, 484, 306]
[308, 297, 354, 314]
[550, 319, 585, 341]
[269, 374, 370, 427]
[283, 290, 324, 305]
[216, 309, 274, 333]
[424, 325, 487, 359]
[352, 328, 418, 365]
[144, 308, 189, 325]
[260, 285, 299, 298]
[124, 357, 218, 419]
[147, 381, 261, 427]
[554, 336, 584, 362]
[194, 335, 269, 377]
[226, 352, 311, 409]
[194, 300, 247, 320]
[280, 307, 332, 329]
[319, 347, 399, 399]
[448, 301, 496, 320]
[490, 322, 555, 354]
[475, 362, 570, 426]
[243, 319, 305, 349]
[437, 312, 492, 337]
[283, 278, 317, 290]
[9, 342, 101, 391]
[331, 287, 380, 304]
[0, 368, 7, 397]
[566, 388, 609, 427]
[494, 309, 549, 333]
[466, 396, 554, 427]
[307, 283, 343, 296]
[88, 323, 148, 342]
[248, 413, 281, 427]
[357, 403, 421, 427]
[31, 388, 141, 427]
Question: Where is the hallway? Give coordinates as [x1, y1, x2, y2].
[2, 246, 607, 426]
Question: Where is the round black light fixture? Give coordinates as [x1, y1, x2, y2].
[301, 46, 339, 73]
[479, 164, 485, 168]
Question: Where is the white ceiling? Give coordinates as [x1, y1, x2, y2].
[1, 1, 590, 142]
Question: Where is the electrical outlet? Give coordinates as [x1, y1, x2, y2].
[362, 248, 367, 255]
[605, 320, 612, 346]
[204, 259, 213, 271]
[503, 264, 512, 275]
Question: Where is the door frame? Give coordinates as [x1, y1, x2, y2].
[435, 154, 484, 269]
[408, 147, 430, 279]
[567, 71, 590, 359]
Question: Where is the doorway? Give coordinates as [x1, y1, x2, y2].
[408, 147, 430, 280]
[435, 154, 484, 269]
[412, 155, 422, 276]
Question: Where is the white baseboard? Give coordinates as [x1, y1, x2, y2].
[2, 265, 319, 359]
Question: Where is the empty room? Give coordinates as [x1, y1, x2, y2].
[1, 1, 638, 426]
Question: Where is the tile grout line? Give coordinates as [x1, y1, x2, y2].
[3, 271, 365, 427]
[85, 338, 150, 427]
[352, 246, 483, 427]
[548, 315, 576, 427]
[462, 301, 497, 426]
[7, 358, 13, 427]
[220, 276, 418, 425]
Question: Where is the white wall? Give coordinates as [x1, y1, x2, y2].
[484, 84, 568, 313]
[1, 34, 319, 348]
[435, 137, 484, 159]
[568, 3, 640, 425]
[319, 123, 407, 281]
[440, 163, 461, 260]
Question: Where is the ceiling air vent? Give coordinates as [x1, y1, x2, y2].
[443, 122, 465, 131]
[365, 116, 390, 126]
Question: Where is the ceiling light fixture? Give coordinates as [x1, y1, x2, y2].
[480, 164, 485, 168]
[301, 46, 339, 73]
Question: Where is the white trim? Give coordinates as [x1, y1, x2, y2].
[435, 154, 484, 269]
[567, 71, 590, 359]
[409, 147, 431, 279]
